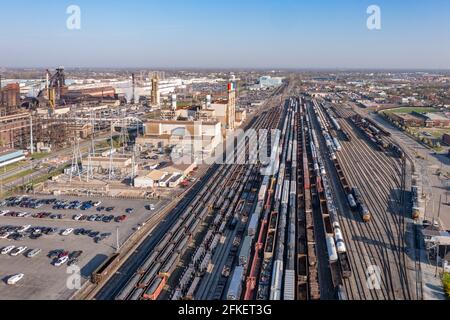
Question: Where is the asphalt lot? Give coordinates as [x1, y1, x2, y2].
[0, 195, 168, 300]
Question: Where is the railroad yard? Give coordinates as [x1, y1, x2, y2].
[87, 87, 423, 301]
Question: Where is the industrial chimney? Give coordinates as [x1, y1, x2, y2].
[205, 95, 211, 109]
[171, 94, 177, 110]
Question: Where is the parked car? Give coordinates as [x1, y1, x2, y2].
[54, 256, 69, 267]
[1, 245, 15, 255]
[26, 248, 42, 258]
[7, 273, 24, 285]
[73, 214, 83, 221]
[10, 246, 27, 256]
[61, 228, 74, 236]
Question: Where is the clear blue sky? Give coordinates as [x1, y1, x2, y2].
[0, 0, 449, 69]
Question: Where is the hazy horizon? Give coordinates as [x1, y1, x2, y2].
[1, 0, 449, 69]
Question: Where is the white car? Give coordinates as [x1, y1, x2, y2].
[18, 225, 31, 233]
[93, 201, 102, 207]
[17, 212, 28, 218]
[73, 214, 83, 221]
[54, 255, 69, 267]
[10, 246, 27, 256]
[149, 204, 155, 211]
[0, 210, 9, 216]
[26, 248, 42, 258]
[61, 228, 74, 236]
[0, 232, 11, 239]
[7, 273, 24, 285]
[1, 245, 15, 255]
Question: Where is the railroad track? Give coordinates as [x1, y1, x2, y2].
[105, 100, 284, 300]
[336, 115, 414, 300]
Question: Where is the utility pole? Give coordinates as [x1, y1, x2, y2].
[116, 226, 120, 253]
[30, 114, 34, 154]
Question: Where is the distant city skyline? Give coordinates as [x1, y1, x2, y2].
[0, 0, 449, 69]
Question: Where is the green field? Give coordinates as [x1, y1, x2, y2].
[1, 160, 28, 173]
[30, 152, 50, 160]
[1, 169, 35, 185]
[383, 107, 439, 114]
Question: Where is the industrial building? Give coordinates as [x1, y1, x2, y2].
[388, 113, 426, 127]
[134, 170, 167, 188]
[388, 111, 450, 128]
[138, 119, 222, 157]
[422, 113, 450, 128]
[81, 155, 137, 176]
[0, 148, 25, 168]
[134, 162, 197, 189]
[0, 83, 20, 111]
[0, 112, 31, 149]
[250, 76, 283, 90]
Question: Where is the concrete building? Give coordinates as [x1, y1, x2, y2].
[66, 123, 93, 139]
[138, 119, 222, 157]
[0, 149, 25, 168]
[209, 82, 236, 131]
[259, 76, 283, 88]
[235, 109, 247, 126]
[421, 113, 450, 128]
[81, 155, 137, 176]
[250, 76, 283, 90]
[158, 162, 197, 177]
[0, 112, 31, 149]
[389, 113, 425, 127]
[134, 170, 167, 188]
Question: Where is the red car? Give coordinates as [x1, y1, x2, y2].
[58, 251, 69, 259]
[115, 215, 127, 223]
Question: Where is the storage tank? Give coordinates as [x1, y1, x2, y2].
[334, 228, 347, 254]
[326, 235, 338, 263]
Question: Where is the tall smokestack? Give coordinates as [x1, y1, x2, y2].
[205, 95, 211, 109]
[171, 94, 177, 110]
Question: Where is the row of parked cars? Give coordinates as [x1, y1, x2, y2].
[0, 224, 60, 241]
[72, 213, 123, 223]
[48, 249, 83, 267]
[1, 245, 42, 258]
[1, 210, 66, 220]
[0, 196, 103, 212]
[1, 248, 85, 286]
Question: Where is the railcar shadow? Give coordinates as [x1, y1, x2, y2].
[81, 254, 108, 278]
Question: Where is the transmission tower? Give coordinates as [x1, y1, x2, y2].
[69, 136, 83, 183]
[86, 106, 96, 182]
[119, 117, 129, 155]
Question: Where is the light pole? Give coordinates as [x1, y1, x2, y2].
[116, 226, 120, 253]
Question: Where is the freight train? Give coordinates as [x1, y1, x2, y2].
[352, 187, 371, 222]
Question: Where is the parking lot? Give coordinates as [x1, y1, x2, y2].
[0, 195, 169, 300]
